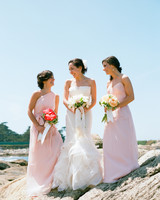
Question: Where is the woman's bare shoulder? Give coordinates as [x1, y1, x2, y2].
[121, 74, 131, 84]
[85, 77, 96, 86]
[31, 90, 41, 98]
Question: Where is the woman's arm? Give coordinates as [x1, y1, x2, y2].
[84, 79, 97, 112]
[118, 75, 135, 108]
[54, 94, 59, 114]
[63, 80, 74, 113]
[104, 82, 111, 112]
[28, 91, 44, 133]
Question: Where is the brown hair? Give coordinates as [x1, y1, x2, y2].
[68, 58, 87, 74]
[37, 70, 53, 89]
[102, 56, 122, 80]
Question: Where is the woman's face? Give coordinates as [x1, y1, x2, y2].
[69, 63, 82, 78]
[102, 61, 113, 75]
[43, 76, 55, 87]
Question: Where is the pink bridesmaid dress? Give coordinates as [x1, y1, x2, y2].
[103, 82, 139, 183]
[27, 92, 63, 196]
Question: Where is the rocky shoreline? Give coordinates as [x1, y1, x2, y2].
[0, 142, 160, 199]
[0, 160, 28, 187]
[0, 148, 28, 189]
[0, 148, 29, 157]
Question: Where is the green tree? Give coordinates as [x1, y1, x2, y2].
[0, 122, 21, 142]
[21, 126, 30, 142]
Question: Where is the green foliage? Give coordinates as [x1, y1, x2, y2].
[0, 122, 66, 147]
[75, 98, 85, 108]
[20, 126, 30, 142]
[0, 143, 29, 149]
[0, 122, 30, 144]
[137, 140, 157, 145]
[58, 126, 66, 142]
[146, 140, 157, 145]
[137, 141, 147, 145]
[101, 113, 107, 123]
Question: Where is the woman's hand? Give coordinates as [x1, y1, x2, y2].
[69, 107, 75, 113]
[112, 105, 119, 111]
[84, 107, 89, 113]
[36, 124, 45, 133]
[77, 107, 83, 114]
[104, 106, 119, 112]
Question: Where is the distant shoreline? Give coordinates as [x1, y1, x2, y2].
[0, 140, 159, 159]
[0, 147, 29, 162]
[0, 155, 28, 162]
[0, 140, 159, 150]
[0, 148, 29, 157]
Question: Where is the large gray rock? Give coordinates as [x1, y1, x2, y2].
[0, 148, 160, 200]
[0, 160, 27, 187]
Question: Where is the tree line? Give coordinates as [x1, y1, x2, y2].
[0, 122, 65, 144]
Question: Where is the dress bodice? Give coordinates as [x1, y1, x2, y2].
[34, 92, 55, 115]
[69, 86, 91, 98]
[107, 82, 126, 103]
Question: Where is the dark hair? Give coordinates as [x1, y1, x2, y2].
[68, 58, 87, 74]
[102, 56, 122, 80]
[37, 70, 53, 89]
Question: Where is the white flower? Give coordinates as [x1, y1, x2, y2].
[68, 95, 91, 109]
[100, 94, 119, 108]
[82, 60, 87, 69]
[100, 94, 110, 104]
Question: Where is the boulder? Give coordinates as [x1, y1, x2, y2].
[0, 160, 27, 188]
[0, 162, 10, 170]
[10, 159, 28, 166]
[0, 149, 160, 200]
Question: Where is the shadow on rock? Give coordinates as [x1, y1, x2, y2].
[47, 187, 90, 200]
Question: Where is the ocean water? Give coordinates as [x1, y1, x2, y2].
[0, 156, 28, 162]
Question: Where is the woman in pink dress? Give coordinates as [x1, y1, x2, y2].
[102, 56, 139, 183]
[27, 70, 63, 197]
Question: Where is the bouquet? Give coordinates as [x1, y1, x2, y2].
[37, 108, 58, 144]
[68, 95, 91, 138]
[68, 95, 91, 111]
[99, 94, 119, 123]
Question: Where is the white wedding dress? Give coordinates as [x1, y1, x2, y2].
[52, 86, 102, 191]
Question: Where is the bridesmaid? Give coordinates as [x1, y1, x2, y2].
[102, 56, 139, 183]
[27, 70, 63, 197]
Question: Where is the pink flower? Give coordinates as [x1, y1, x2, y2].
[42, 108, 58, 123]
[109, 97, 119, 107]
[43, 108, 54, 114]
[44, 113, 57, 121]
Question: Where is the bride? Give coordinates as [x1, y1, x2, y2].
[52, 58, 102, 191]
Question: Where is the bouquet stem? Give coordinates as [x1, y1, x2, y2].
[101, 113, 107, 123]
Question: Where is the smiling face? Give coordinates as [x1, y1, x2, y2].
[69, 63, 82, 78]
[102, 61, 114, 75]
[43, 75, 55, 88]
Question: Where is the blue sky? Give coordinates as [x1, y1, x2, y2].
[0, 0, 159, 140]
